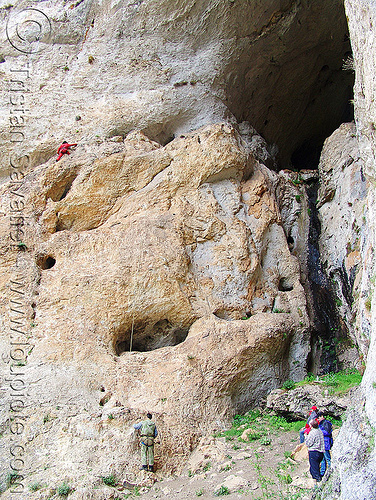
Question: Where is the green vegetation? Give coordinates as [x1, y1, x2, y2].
[282, 380, 295, 391]
[101, 474, 117, 487]
[296, 368, 362, 396]
[6, 472, 21, 488]
[196, 487, 204, 496]
[203, 462, 212, 472]
[217, 410, 306, 443]
[365, 296, 372, 311]
[260, 436, 272, 445]
[29, 482, 42, 491]
[57, 483, 73, 496]
[215, 485, 230, 496]
[323, 369, 362, 394]
[295, 195, 301, 202]
[253, 451, 312, 500]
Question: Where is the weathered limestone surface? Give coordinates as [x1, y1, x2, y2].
[266, 385, 350, 420]
[0, 0, 375, 497]
[0, 123, 310, 495]
[315, 2, 376, 499]
[0, 0, 351, 181]
[318, 122, 368, 359]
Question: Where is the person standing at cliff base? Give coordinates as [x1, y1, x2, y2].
[299, 405, 318, 443]
[305, 419, 325, 486]
[133, 413, 158, 472]
[317, 411, 333, 476]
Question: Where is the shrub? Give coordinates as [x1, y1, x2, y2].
[57, 483, 73, 496]
[282, 379, 295, 390]
[101, 474, 117, 487]
[215, 485, 230, 496]
[29, 482, 42, 491]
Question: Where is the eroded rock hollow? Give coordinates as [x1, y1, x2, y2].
[0, 0, 375, 498]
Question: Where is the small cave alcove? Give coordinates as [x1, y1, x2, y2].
[114, 319, 189, 355]
[278, 278, 293, 292]
[219, 0, 354, 169]
[36, 255, 56, 270]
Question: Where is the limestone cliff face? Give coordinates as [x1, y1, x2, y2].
[0, 0, 374, 498]
[0, 122, 311, 492]
[314, 2, 376, 499]
[0, 0, 351, 180]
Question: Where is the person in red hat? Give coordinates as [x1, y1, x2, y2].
[299, 405, 319, 443]
[56, 141, 77, 162]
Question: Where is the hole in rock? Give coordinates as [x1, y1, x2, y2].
[278, 278, 293, 292]
[287, 235, 294, 247]
[114, 319, 189, 355]
[142, 125, 175, 146]
[47, 173, 78, 202]
[221, 1, 354, 168]
[37, 255, 56, 270]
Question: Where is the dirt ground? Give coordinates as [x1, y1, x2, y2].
[118, 426, 316, 500]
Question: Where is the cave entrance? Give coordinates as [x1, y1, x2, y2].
[114, 319, 189, 355]
[221, 0, 354, 168]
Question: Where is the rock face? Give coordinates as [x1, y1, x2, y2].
[0, 0, 352, 182]
[0, 0, 375, 498]
[0, 122, 310, 494]
[314, 1, 376, 498]
[318, 122, 368, 360]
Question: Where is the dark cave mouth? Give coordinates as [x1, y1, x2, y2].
[221, 1, 354, 169]
[114, 319, 189, 355]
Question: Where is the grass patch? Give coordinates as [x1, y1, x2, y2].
[29, 482, 42, 491]
[202, 462, 211, 472]
[57, 483, 73, 496]
[282, 379, 295, 390]
[322, 369, 362, 394]
[214, 485, 230, 496]
[218, 410, 306, 442]
[296, 369, 362, 395]
[101, 474, 117, 487]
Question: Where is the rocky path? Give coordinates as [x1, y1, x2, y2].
[118, 426, 315, 500]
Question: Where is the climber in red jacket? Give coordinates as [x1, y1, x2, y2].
[56, 142, 77, 162]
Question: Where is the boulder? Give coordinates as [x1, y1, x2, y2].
[266, 384, 350, 419]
